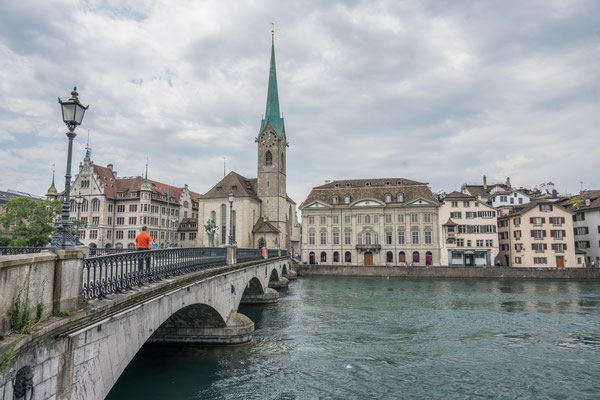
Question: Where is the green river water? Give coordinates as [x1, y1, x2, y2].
[107, 277, 600, 399]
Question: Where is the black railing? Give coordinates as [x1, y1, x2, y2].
[268, 249, 280, 258]
[0, 247, 48, 256]
[82, 247, 226, 300]
[237, 248, 263, 263]
[281, 250, 288, 257]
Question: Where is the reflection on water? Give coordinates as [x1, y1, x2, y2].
[107, 278, 600, 400]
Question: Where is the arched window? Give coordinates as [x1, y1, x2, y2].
[258, 237, 266, 248]
[386, 251, 393, 263]
[426, 251, 433, 266]
[320, 252, 327, 262]
[266, 151, 272, 166]
[332, 195, 339, 204]
[333, 251, 340, 262]
[105, 243, 112, 249]
[345, 251, 352, 263]
[309, 251, 316, 264]
[399, 251, 406, 263]
[344, 195, 351, 204]
[365, 232, 372, 245]
[81, 199, 88, 212]
[128, 243, 135, 249]
[70, 200, 76, 212]
[92, 199, 100, 212]
[220, 204, 227, 244]
[385, 194, 392, 203]
[89, 243, 97, 249]
[413, 251, 420, 263]
[397, 193, 404, 202]
[184, 201, 189, 208]
[115, 243, 123, 249]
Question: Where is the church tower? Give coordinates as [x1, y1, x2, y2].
[257, 32, 288, 248]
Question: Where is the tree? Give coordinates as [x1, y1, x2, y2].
[0, 197, 60, 247]
[568, 196, 584, 209]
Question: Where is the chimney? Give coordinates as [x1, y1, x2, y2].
[483, 175, 487, 190]
[184, 184, 188, 189]
[506, 177, 511, 188]
[324, 180, 331, 184]
[586, 198, 591, 206]
[113, 171, 117, 178]
[107, 164, 113, 171]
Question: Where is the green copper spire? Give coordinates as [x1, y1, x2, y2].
[259, 32, 284, 138]
[46, 164, 58, 196]
[141, 161, 152, 192]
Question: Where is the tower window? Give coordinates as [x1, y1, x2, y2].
[266, 151, 272, 166]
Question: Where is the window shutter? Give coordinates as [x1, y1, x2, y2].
[550, 230, 554, 236]
[544, 243, 547, 250]
[477, 211, 482, 217]
[531, 244, 535, 250]
[541, 217, 545, 224]
[543, 230, 547, 237]
[549, 205, 553, 211]
[539, 205, 542, 211]
[561, 217, 565, 223]
[551, 244, 555, 250]
[530, 230, 534, 237]
[530, 217, 534, 223]
[564, 244, 567, 250]
[562, 230, 566, 236]
[513, 231, 516, 238]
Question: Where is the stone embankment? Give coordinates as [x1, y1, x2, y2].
[296, 265, 600, 279]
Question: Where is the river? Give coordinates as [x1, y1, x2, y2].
[106, 277, 600, 399]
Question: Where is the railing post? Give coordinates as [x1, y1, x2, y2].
[53, 246, 88, 314]
[227, 245, 237, 266]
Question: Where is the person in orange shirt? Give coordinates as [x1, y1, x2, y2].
[135, 226, 152, 271]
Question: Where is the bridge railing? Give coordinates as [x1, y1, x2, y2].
[267, 249, 280, 258]
[82, 247, 226, 300]
[237, 248, 263, 263]
[0, 246, 48, 256]
[87, 247, 137, 257]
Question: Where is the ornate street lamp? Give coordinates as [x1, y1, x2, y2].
[51, 87, 89, 249]
[75, 191, 84, 244]
[262, 215, 267, 249]
[228, 190, 234, 245]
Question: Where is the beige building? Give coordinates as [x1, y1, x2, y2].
[195, 35, 301, 253]
[47, 150, 202, 249]
[300, 178, 441, 266]
[497, 200, 582, 267]
[439, 192, 499, 266]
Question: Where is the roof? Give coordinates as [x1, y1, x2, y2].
[498, 199, 573, 219]
[201, 171, 260, 201]
[443, 218, 458, 226]
[93, 165, 118, 198]
[444, 191, 476, 200]
[463, 183, 509, 198]
[558, 190, 600, 212]
[302, 177, 437, 207]
[252, 217, 280, 234]
[178, 217, 199, 232]
[576, 249, 586, 254]
[259, 34, 284, 138]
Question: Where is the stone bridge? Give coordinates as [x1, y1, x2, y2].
[0, 249, 296, 400]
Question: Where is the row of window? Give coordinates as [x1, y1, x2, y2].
[308, 250, 433, 264]
[447, 225, 497, 234]
[331, 193, 405, 205]
[499, 229, 566, 240]
[308, 231, 433, 245]
[307, 213, 433, 225]
[69, 200, 185, 217]
[449, 211, 495, 219]
[450, 200, 480, 208]
[455, 239, 494, 247]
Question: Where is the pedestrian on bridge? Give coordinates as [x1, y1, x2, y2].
[135, 226, 152, 271]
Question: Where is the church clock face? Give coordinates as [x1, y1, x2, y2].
[260, 131, 277, 148]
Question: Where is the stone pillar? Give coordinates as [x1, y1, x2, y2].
[268, 276, 289, 289]
[227, 245, 237, 266]
[52, 246, 88, 315]
[148, 312, 254, 345]
[240, 287, 279, 304]
[283, 269, 297, 280]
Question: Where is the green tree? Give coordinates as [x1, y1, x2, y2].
[0, 197, 60, 247]
[568, 196, 584, 209]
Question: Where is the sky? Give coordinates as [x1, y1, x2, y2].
[0, 0, 599, 206]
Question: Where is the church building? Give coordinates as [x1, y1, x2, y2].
[195, 34, 301, 254]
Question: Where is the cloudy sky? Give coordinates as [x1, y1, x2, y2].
[1, 0, 598, 205]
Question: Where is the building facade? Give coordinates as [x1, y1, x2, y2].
[300, 178, 441, 266]
[47, 151, 202, 249]
[195, 34, 301, 254]
[497, 200, 582, 267]
[490, 189, 531, 210]
[558, 190, 600, 266]
[439, 192, 499, 266]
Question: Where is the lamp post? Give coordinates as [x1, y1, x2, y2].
[51, 87, 89, 249]
[228, 190, 234, 245]
[75, 191, 84, 244]
[262, 216, 267, 249]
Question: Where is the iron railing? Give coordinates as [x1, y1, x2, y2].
[82, 247, 226, 300]
[281, 250, 288, 257]
[268, 249, 280, 258]
[237, 248, 263, 263]
[0, 247, 48, 256]
[88, 247, 137, 257]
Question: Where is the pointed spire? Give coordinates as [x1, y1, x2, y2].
[259, 29, 284, 138]
[46, 163, 58, 197]
[141, 158, 152, 192]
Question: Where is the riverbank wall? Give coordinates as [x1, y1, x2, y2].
[296, 265, 600, 279]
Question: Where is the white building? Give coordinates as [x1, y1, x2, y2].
[490, 189, 531, 210]
[558, 190, 600, 266]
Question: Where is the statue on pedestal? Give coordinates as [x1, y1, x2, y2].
[204, 219, 218, 247]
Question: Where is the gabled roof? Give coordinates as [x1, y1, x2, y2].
[498, 199, 573, 219]
[444, 191, 475, 200]
[558, 190, 600, 212]
[93, 165, 117, 198]
[201, 171, 260, 201]
[252, 217, 280, 234]
[443, 218, 458, 226]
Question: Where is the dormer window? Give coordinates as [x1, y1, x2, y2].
[365, 182, 371, 186]
[397, 180, 402, 185]
[385, 181, 390, 185]
[344, 195, 351, 204]
[334, 183, 340, 188]
[332, 195, 339, 204]
[346, 183, 351, 187]
[397, 192, 404, 202]
[385, 193, 392, 203]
